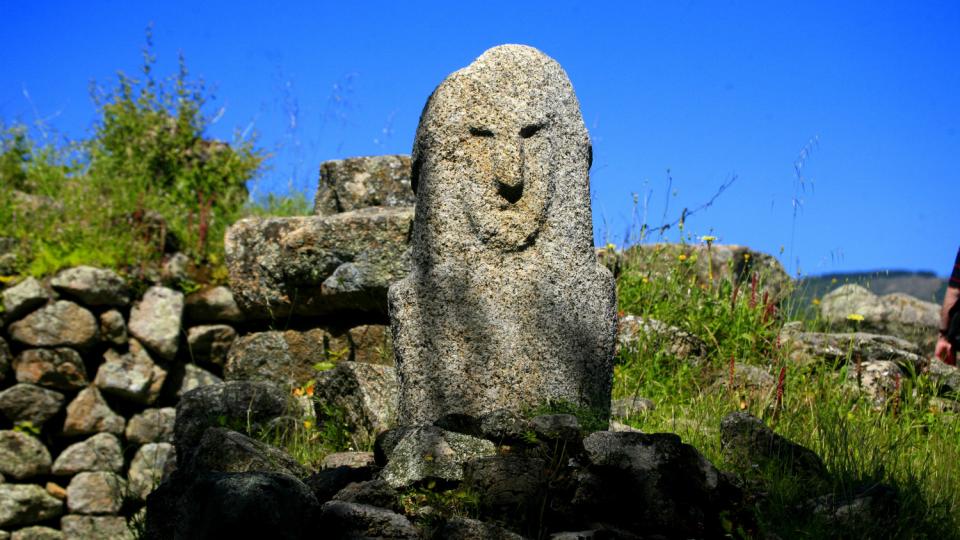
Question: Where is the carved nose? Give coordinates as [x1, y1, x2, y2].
[496, 179, 524, 204]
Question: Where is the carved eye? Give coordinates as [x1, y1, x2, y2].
[519, 123, 543, 138]
[469, 127, 494, 137]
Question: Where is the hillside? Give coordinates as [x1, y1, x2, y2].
[797, 269, 948, 305]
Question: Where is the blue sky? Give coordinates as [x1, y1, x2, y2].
[2, 1, 958, 276]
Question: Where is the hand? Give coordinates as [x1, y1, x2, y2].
[935, 336, 955, 365]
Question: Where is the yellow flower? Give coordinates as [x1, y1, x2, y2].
[678, 254, 688, 261]
[303, 420, 313, 430]
[605, 243, 616, 251]
[811, 298, 820, 306]
[846, 313, 865, 322]
[701, 235, 717, 243]
[743, 253, 751, 262]
[641, 277, 649, 284]
[831, 278, 838, 284]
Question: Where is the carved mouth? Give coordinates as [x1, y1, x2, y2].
[496, 181, 524, 204]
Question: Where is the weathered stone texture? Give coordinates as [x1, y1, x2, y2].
[10, 526, 63, 540]
[225, 329, 344, 388]
[820, 284, 940, 350]
[0, 337, 10, 383]
[186, 324, 236, 366]
[128, 286, 183, 361]
[15, 348, 88, 391]
[314, 362, 398, 443]
[314, 154, 416, 216]
[98, 310, 127, 346]
[60, 515, 133, 540]
[9, 301, 97, 349]
[127, 443, 176, 500]
[51, 433, 124, 476]
[184, 286, 244, 323]
[0, 431, 51, 480]
[0, 484, 63, 528]
[391, 45, 616, 424]
[2, 277, 51, 322]
[66, 472, 125, 515]
[379, 426, 496, 488]
[62, 387, 125, 437]
[225, 206, 413, 319]
[125, 407, 175, 444]
[0, 384, 64, 427]
[94, 341, 167, 405]
[50, 266, 129, 307]
[170, 363, 222, 398]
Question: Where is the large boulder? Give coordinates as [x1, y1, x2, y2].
[49, 266, 130, 307]
[14, 348, 88, 391]
[782, 329, 925, 372]
[820, 284, 939, 351]
[0, 384, 64, 427]
[0, 431, 51, 480]
[128, 286, 183, 361]
[190, 428, 306, 479]
[0, 484, 63, 528]
[314, 362, 398, 444]
[8, 301, 98, 349]
[224, 206, 413, 320]
[720, 411, 828, 480]
[572, 431, 734, 538]
[145, 471, 319, 540]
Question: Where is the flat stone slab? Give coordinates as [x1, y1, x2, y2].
[314, 154, 416, 216]
[225, 206, 413, 320]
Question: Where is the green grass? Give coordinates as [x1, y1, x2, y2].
[613, 244, 960, 539]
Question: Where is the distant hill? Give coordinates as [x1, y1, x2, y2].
[796, 270, 948, 306]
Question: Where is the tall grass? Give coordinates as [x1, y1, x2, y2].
[613, 244, 960, 538]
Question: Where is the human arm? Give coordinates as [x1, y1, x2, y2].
[935, 286, 959, 364]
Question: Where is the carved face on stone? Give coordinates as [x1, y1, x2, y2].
[460, 104, 556, 251]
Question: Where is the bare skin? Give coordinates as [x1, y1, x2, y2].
[935, 286, 959, 365]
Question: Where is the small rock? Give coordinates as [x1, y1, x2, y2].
[50, 267, 129, 307]
[184, 286, 244, 323]
[379, 426, 496, 489]
[321, 452, 376, 470]
[0, 484, 63, 528]
[191, 428, 304, 479]
[0, 384, 64, 427]
[128, 286, 183, 361]
[609, 421, 643, 433]
[0, 431, 51, 480]
[62, 387, 125, 437]
[14, 348, 88, 391]
[845, 360, 903, 406]
[928, 359, 960, 394]
[60, 515, 132, 540]
[51, 433, 123, 476]
[160, 253, 190, 284]
[2, 278, 51, 322]
[186, 324, 236, 366]
[479, 409, 531, 443]
[9, 301, 97, 349]
[98, 310, 127, 346]
[94, 341, 167, 405]
[618, 315, 707, 361]
[318, 500, 419, 540]
[44, 483, 65, 501]
[225, 329, 334, 389]
[464, 455, 546, 515]
[314, 361, 398, 444]
[66, 472, 125, 515]
[530, 414, 581, 443]
[128, 443, 176, 501]
[783, 331, 924, 372]
[331, 480, 399, 512]
[10, 526, 62, 540]
[170, 363, 222, 398]
[125, 408, 175, 444]
[720, 362, 776, 390]
[610, 397, 655, 419]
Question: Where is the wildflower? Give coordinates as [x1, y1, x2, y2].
[701, 235, 717, 243]
[303, 420, 313, 430]
[811, 298, 820, 306]
[743, 253, 751, 262]
[605, 242, 616, 251]
[846, 313, 865, 322]
[831, 278, 838, 285]
[641, 277, 649, 284]
[678, 254, 688, 262]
